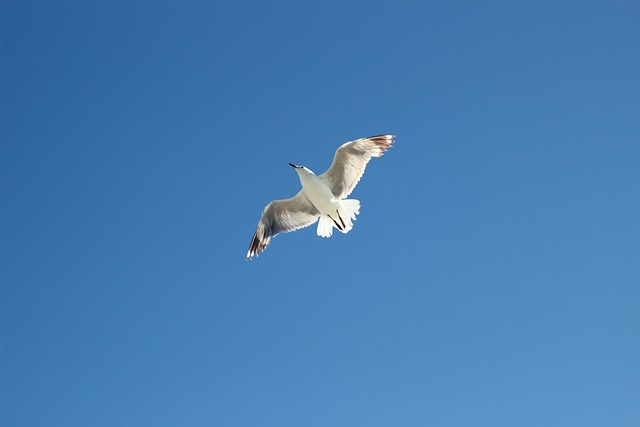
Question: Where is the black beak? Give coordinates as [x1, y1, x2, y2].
[289, 163, 298, 168]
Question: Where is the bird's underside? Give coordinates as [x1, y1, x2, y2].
[247, 134, 394, 260]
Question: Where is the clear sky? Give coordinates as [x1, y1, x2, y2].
[1, 1, 639, 426]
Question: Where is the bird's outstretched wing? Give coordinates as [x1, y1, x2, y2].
[320, 135, 394, 199]
[247, 191, 320, 259]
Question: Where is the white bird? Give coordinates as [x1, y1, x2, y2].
[247, 134, 395, 259]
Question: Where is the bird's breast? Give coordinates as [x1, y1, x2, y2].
[299, 174, 336, 214]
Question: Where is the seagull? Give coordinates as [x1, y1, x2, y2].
[246, 134, 395, 259]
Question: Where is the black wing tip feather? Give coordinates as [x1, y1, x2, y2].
[365, 134, 395, 144]
[246, 226, 270, 260]
[365, 134, 395, 155]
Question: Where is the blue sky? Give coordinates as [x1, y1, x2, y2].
[2, 1, 639, 426]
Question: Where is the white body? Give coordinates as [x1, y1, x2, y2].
[296, 167, 337, 213]
[294, 166, 360, 238]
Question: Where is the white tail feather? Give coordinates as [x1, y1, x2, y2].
[336, 199, 360, 234]
[317, 215, 334, 237]
[316, 199, 361, 237]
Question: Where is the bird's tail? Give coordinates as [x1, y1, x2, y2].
[316, 199, 360, 237]
[317, 215, 334, 238]
[336, 199, 360, 233]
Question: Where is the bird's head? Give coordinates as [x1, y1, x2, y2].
[289, 163, 316, 178]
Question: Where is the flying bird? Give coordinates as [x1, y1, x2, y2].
[247, 134, 395, 259]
